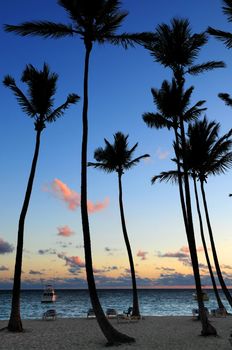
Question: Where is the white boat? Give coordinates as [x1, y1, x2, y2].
[41, 284, 57, 303]
[193, 291, 209, 301]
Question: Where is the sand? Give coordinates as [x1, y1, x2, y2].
[0, 316, 232, 349]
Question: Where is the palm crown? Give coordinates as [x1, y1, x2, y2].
[4, 0, 151, 48]
[143, 17, 225, 77]
[186, 117, 232, 182]
[3, 63, 79, 130]
[88, 132, 149, 174]
[143, 79, 206, 131]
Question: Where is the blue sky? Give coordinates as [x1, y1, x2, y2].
[1, 0, 232, 289]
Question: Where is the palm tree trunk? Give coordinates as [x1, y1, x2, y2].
[201, 180, 232, 307]
[193, 176, 225, 310]
[178, 118, 216, 335]
[117, 172, 140, 317]
[80, 40, 134, 345]
[8, 129, 42, 332]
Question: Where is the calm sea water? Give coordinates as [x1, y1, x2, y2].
[0, 289, 230, 320]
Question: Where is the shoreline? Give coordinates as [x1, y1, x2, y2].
[1, 316, 232, 349]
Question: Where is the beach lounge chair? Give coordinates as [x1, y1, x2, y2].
[211, 308, 227, 317]
[106, 308, 118, 319]
[87, 308, 96, 318]
[42, 309, 57, 320]
[192, 307, 209, 319]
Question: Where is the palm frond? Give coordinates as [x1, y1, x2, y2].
[4, 21, 74, 38]
[105, 32, 153, 49]
[46, 93, 80, 122]
[184, 100, 206, 122]
[222, 0, 232, 22]
[207, 27, 232, 48]
[218, 93, 232, 107]
[151, 170, 180, 185]
[125, 154, 150, 170]
[143, 112, 173, 129]
[3, 75, 36, 117]
[186, 61, 225, 75]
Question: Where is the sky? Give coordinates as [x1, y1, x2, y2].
[1, 0, 232, 289]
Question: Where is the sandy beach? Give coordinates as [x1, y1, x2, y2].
[1, 316, 232, 349]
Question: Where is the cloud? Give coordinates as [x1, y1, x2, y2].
[58, 253, 85, 274]
[38, 248, 57, 255]
[156, 147, 169, 160]
[44, 178, 109, 213]
[57, 225, 74, 237]
[156, 267, 175, 272]
[158, 251, 188, 259]
[222, 264, 232, 270]
[137, 250, 148, 260]
[0, 238, 14, 254]
[104, 247, 120, 255]
[0, 265, 9, 271]
[29, 270, 43, 275]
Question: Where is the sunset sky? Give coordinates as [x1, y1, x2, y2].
[1, 0, 232, 289]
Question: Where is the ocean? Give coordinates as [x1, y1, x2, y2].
[0, 289, 230, 320]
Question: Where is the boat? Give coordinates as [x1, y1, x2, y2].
[193, 290, 209, 301]
[41, 284, 57, 303]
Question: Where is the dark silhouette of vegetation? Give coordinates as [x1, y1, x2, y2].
[88, 132, 149, 318]
[3, 63, 79, 332]
[187, 118, 232, 308]
[4, 0, 152, 344]
[142, 17, 224, 335]
[208, 0, 232, 48]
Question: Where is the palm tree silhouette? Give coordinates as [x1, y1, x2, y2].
[187, 118, 232, 308]
[142, 17, 225, 335]
[4, 1, 151, 343]
[208, 0, 232, 48]
[152, 119, 227, 311]
[88, 132, 149, 317]
[3, 63, 79, 332]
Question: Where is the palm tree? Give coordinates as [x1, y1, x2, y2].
[208, 0, 232, 49]
[187, 118, 232, 308]
[3, 63, 79, 332]
[142, 17, 224, 335]
[143, 79, 216, 334]
[88, 132, 149, 317]
[152, 137, 226, 312]
[4, 1, 151, 343]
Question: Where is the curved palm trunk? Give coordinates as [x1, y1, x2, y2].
[193, 176, 225, 310]
[201, 180, 232, 307]
[178, 117, 216, 335]
[117, 172, 140, 317]
[80, 41, 134, 345]
[8, 129, 42, 332]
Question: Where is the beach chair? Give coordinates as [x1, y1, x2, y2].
[106, 308, 118, 319]
[42, 309, 57, 320]
[192, 307, 209, 320]
[211, 308, 227, 317]
[87, 308, 96, 318]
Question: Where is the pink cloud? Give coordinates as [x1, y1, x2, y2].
[137, 250, 148, 261]
[57, 225, 74, 237]
[87, 197, 109, 213]
[44, 178, 109, 213]
[180, 246, 205, 254]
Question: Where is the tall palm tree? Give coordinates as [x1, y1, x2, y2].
[152, 139, 226, 312]
[88, 132, 149, 317]
[143, 79, 216, 334]
[142, 17, 224, 335]
[3, 63, 79, 332]
[187, 118, 232, 308]
[208, 0, 232, 49]
[4, 1, 151, 343]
